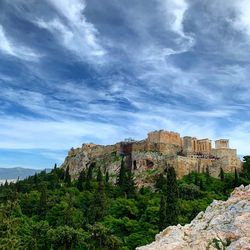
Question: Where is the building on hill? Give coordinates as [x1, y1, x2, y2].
[61, 130, 242, 181]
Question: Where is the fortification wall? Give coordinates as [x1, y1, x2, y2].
[147, 130, 182, 146]
[62, 130, 242, 181]
[211, 148, 242, 172]
[215, 139, 229, 149]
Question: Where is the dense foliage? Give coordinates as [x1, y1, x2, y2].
[0, 158, 250, 250]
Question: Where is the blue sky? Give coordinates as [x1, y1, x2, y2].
[0, 0, 250, 169]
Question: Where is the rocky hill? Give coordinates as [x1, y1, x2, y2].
[137, 185, 250, 250]
[61, 130, 241, 188]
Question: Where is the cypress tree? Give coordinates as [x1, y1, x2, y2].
[4, 180, 8, 188]
[159, 195, 167, 231]
[117, 156, 126, 188]
[219, 167, 225, 181]
[125, 168, 136, 198]
[205, 166, 210, 185]
[187, 171, 192, 183]
[199, 178, 204, 191]
[65, 166, 71, 186]
[97, 167, 103, 182]
[77, 169, 86, 191]
[194, 172, 199, 186]
[86, 162, 95, 190]
[234, 168, 239, 187]
[105, 171, 109, 183]
[38, 184, 47, 218]
[88, 168, 107, 222]
[165, 166, 179, 226]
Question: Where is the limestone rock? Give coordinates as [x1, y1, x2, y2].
[137, 185, 250, 250]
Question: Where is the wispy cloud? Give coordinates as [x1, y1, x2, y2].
[35, 0, 106, 63]
[1, 0, 250, 170]
[0, 25, 41, 61]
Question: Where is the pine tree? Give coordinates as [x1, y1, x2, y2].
[165, 166, 179, 226]
[219, 167, 225, 181]
[54, 163, 57, 169]
[65, 166, 71, 186]
[77, 170, 86, 191]
[159, 195, 167, 231]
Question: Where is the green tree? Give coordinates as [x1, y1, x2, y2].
[117, 156, 126, 189]
[97, 167, 103, 182]
[38, 183, 48, 218]
[77, 169, 86, 191]
[88, 168, 107, 223]
[85, 163, 95, 190]
[205, 166, 210, 185]
[165, 166, 179, 226]
[105, 171, 109, 184]
[219, 167, 225, 181]
[124, 168, 136, 198]
[242, 156, 250, 178]
[159, 195, 166, 231]
[199, 178, 204, 191]
[194, 172, 199, 186]
[65, 166, 71, 186]
[234, 168, 239, 187]
[90, 223, 122, 250]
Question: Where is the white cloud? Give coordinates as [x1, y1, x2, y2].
[0, 25, 41, 61]
[0, 117, 123, 150]
[35, 0, 106, 63]
[158, 0, 195, 50]
[232, 0, 250, 37]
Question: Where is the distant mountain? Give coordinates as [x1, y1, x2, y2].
[0, 167, 51, 180]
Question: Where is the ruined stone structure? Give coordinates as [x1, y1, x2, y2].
[62, 130, 242, 181]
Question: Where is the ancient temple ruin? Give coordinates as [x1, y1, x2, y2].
[62, 130, 242, 180]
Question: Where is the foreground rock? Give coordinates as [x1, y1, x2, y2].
[137, 185, 250, 250]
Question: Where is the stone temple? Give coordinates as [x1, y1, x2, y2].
[62, 130, 242, 181]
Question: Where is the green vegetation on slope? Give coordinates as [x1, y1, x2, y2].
[0, 157, 250, 250]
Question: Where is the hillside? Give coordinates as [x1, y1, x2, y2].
[61, 130, 242, 188]
[0, 159, 249, 249]
[137, 185, 250, 250]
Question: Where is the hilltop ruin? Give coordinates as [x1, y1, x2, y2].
[62, 130, 242, 183]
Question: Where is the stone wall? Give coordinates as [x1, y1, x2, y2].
[215, 139, 229, 149]
[147, 130, 182, 146]
[61, 130, 242, 181]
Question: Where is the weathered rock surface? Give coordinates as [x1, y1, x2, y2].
[137, 185, 250, 250]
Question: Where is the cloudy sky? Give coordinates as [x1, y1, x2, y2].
[0, 0, 250, 169]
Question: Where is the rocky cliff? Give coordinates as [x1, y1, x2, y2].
[137, 185, 250, 250]
[61, 130, 242, 185]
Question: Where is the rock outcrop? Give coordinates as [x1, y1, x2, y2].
[137, 185, 250, 250]
[61, 130, 242, 183]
